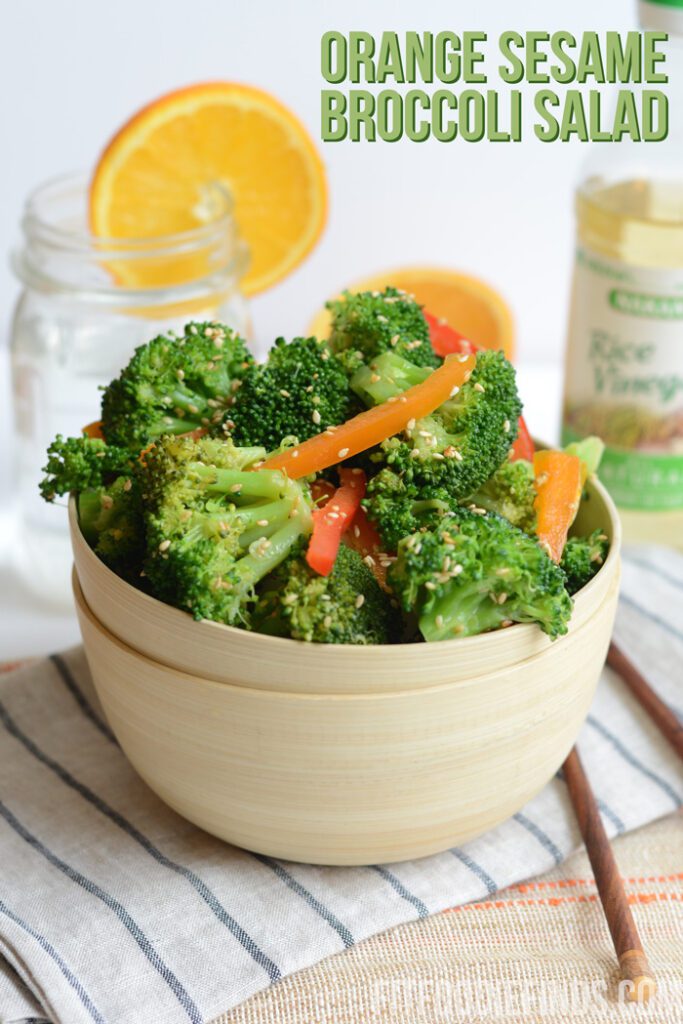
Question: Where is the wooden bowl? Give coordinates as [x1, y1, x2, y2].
[70, 477, 621, 865]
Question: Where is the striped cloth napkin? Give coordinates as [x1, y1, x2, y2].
[1, 546, 682, 1024]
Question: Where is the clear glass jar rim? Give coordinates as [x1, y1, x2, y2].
[21, 171, 235, 259]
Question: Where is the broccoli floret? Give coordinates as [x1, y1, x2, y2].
[560, 529, 609, 595]
[363, 467, 456, 551]
[230, 336, 361, 451]
[327, 288, 439, 369]
[466, 458, 537, 535]
[389, 509, 572, 642]
[355, 349, 522, 502]
[140, 435, 312, 625]
[252, 544, 398, 644]
[77, 476, 145, 583]
[40, 434, 133, 501]
[101, 321, 254, 449]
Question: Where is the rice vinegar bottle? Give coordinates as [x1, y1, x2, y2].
[562, 1, 683, 547]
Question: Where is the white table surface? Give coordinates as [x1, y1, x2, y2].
[0, 362, 563, 662]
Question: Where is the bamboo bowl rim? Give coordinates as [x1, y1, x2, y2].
[68, 471, 621, 659]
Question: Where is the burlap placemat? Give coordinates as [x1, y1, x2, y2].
[212, 811, 683, 1024]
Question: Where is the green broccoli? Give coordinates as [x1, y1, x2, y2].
[251, 544, 399, 644]
[40, 434, 133, 501]
[101, 321, 254, 450]
[140, 435, 313, 625]
[362, 468, 456, 551]
[389, 509, 572, 642]
[327, 287, 439, 369]
[465, 458, 537, 535]
[230, 336, 361, 451]
[355, 348, 522, 507]
[77, 476, 145, 584]
[560, 529, 610, 595]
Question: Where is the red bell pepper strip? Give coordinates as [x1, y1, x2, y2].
[306, 468, 367, 576]
[510, 416, 535, 462]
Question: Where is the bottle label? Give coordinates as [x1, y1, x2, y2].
[562, 245, 683, 511]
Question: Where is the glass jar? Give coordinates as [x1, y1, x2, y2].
[562, 11, 683, 548]
[10, 172, 251, 606]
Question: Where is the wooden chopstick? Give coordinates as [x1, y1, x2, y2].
[562, 747, 656, 1003]
[607, 641, 683, 762]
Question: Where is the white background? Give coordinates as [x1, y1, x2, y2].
[0, 0, 666, 656]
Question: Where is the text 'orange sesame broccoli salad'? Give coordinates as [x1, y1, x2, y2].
[41, 289, 609, 645]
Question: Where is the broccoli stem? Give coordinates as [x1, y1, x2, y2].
[189, 463, 288, 501]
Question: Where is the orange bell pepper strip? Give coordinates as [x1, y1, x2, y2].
[533, 450, 585, 563]
[306, 469, 366, 576]
[82, 420, 104, 440]
[345, 506, 389, 589]
[261, 353, 476, 480]
[424, 310, 533, 461]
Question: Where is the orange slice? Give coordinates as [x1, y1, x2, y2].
[91, 82, 327, 295]
[308, 266, 515, 361]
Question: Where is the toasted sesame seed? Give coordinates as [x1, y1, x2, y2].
[338, 447, 350, 458]
[355, 594, 365, 609]
[158, 539, 171, 552]
[123, 478, 132, 492]
[390, 335, 399, 347]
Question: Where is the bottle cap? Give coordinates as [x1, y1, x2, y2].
[639, 0, 683, 33]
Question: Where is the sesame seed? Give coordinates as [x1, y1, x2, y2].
[283, 593, 298, 605]
[189, 324, 198, 335]
[410, 448, 420, 459]
[101, 495, 114, 510]
[432, 452, 445, 460]
[230, 483, 242, 493]
[458, 354, 470, 363]
[376, 314, 388, 323]
[257, 519, 269, 527]
[312, 410, 321, 425]
[407, 418, 416, 430]
[353, 525, 360, 538]
[435, 615, 444, 629]
[176, 369, 185, 380]
[158, 539, 171, 552]
[213, 336, 224, 348]
[312, 395, 321, 404]
[292, 450, 299, 458]
[498, 592, 508, 605]
[338, 447, 350, 458]
[390, 335, 399, 347]
[323, 615, 332, 628]
[363, 554, 376, 567]
[503, 419, 511, 433]
[452, 564, 463, 575]
[496, 567, 510, 576]
[474, 382, 485, 393]
[123, 478, 132, 492]
[355, 594, 365, 609]
[425, 581, 436, 590]
[450, 386, 460, 398]
[280, 389, 291, 398]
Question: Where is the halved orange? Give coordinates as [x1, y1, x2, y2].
[91, 82, 327, 295]
[307, 266, 515, 361]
